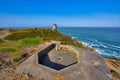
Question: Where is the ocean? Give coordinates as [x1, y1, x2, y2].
[1, 27, 120, 59]
[58, 27, 120, 59]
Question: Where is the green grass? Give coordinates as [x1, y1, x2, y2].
[0, 39, 4, 43]
[21, 37, 43, 46]
[0, 59, 2, 65]
[4, 28, 91, 50]
[0, 37, 43, 57]
[0, 47, 16, 53]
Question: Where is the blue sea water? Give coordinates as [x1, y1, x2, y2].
[58, 27, 120, 59]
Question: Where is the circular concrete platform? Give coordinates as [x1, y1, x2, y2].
[40, 49, 77, 70]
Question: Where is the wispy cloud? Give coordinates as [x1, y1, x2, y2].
[0, 13, 120, 27]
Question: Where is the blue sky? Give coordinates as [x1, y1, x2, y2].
[0, 0, 120, 27]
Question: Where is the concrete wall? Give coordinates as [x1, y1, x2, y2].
[38, 44, 56, 64]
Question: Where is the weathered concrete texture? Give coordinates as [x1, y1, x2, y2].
[15, 43, 112, 80]
[46, 48, 77, 67]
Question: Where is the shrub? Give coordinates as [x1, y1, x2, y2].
[111, 70, 120, 79]
[0, 39, 4, 43]
[0, 48, 16, 53]
[13, 57, 22, 62]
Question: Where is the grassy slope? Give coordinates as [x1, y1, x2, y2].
[0, 28, 93, 59]
[0, 39, 4, 43]
[5, 29, 79, 45]
[5, 28, 92, 48]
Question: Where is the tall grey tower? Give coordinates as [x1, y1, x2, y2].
[52, 24, 57, 31]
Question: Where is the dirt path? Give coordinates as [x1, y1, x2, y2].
[0, 30, 9, 39]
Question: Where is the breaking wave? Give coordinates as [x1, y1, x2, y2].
[81, 39, 120, 59]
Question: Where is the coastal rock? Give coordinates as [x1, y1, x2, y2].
[104, 58, 120, 80]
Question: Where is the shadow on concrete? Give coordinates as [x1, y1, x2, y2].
[40, 55, 77, 70]
[38, 44, 56, 60]
[38, 44, 77, 70]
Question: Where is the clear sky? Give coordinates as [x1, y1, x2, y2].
[0, 0, 120, 27]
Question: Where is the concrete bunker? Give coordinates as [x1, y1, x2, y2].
[15, 42, 112, 80]
[38, 44, 78, 70]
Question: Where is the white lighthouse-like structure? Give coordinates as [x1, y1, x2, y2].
[52, 24, 57, 31]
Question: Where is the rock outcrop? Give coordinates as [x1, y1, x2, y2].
[104, 58, 120, 80]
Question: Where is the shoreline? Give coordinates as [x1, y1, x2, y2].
[76, 40, 120, 60]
